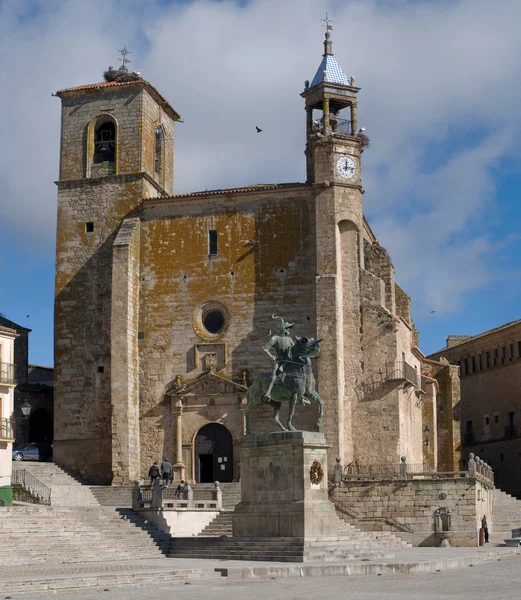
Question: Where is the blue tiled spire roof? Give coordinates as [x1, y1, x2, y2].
[310, 55, 350, 87]
[310, 31, 350, 88]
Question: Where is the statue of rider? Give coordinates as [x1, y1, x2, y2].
[261, 315, 295, 403]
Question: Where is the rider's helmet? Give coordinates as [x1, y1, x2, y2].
[271, 314, 295, 333]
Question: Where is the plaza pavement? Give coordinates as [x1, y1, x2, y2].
[6, 549, 521, 600]
[0, 542, 519, 596]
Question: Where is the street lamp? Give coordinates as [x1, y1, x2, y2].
[20, 400, 32, 419]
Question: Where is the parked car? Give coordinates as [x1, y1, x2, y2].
[12, 443, 52, 462]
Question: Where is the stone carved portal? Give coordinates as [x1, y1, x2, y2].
[195, 423, 233, 483]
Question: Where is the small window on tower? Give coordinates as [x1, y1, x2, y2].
[155, 125, 164, 176]
[94, 121, 116, 164]
[208, 230, 218, 256]
[85, 222, 94, 233]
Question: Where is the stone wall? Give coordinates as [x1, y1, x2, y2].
[52, 75, 455, 485]
[138, 188, 317, 477]
[420, 356, 461, 472]
[54, 83, 175, 483]
[429, 320, 521, 497]
[334, 477, 493, 546]
[111, 217, 141, 483]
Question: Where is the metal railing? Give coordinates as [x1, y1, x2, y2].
[383, 361, 418, 387]
[0, 362, 16, 385]
[0, 417, 14, 440]
[313, 117, 353, 135]
[362, 360, 419, 395]
[344, 461, 469, 481]
[11, 469, 51, 505]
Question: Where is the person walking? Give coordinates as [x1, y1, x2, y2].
[482, 515, 489, 543]
[174, 480, 186, 498]
[161, 458, 172, 487]
[148, 461, 160, 488]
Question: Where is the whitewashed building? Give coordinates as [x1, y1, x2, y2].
[0, 324, 17, 506]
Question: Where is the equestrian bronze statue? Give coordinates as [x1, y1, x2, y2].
[245, 315, 323, 434]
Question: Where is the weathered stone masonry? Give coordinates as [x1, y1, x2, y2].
[53, 38, 460, 484]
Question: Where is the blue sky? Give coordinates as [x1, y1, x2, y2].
[1, 0, 520, 365]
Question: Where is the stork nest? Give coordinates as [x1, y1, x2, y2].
[356, 132, 370, 150]
[103, 67, 142, 83]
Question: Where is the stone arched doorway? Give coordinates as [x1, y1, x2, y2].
[195, 423, 233, 483]
[29, 408, 53, 444]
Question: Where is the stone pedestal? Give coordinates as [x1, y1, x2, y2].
[232, 431, 338, 538]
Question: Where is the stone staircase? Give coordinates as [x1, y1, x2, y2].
[0, 505, 171, 566]
[170, 510, 409, 561]
[89, 485, 134, 506]
[493, 489, 521, 532]
[13, 463, 100, 506]
[199, 510, 234, 536]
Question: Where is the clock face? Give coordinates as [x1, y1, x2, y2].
[336, 155, 356, 179]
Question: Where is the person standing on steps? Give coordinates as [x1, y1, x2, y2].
[482, 515, 489, 543]
[161, 458, 172, 487]
[174, 480, 186, 498]
[148, 461, 160, 488]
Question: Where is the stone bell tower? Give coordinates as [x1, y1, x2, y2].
[53, 64, 181, 483]
[303, 30, 366, 467]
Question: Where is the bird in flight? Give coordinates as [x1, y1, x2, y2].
[430, 310, 436, 314]
[256, 126, 263, 133]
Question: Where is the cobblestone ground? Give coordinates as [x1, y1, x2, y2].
[14, 553, 521, 600]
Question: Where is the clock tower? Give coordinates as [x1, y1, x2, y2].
[303, 30, 366, 466]
[301, 28, 362, 185]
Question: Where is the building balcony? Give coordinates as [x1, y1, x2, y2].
[0, 417, 14, 441]
[362, 360, 419, 395]
[384, 361, 418, 387]
[0, 362, 16, 385]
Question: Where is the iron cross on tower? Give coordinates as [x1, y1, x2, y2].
[321, 12, 334, 31]
[118, 46, 131, 71]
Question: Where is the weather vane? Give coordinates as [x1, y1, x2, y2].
[118, 46, 132, 71]
[321, 12, 334, 31]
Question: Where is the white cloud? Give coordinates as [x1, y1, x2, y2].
[1, 0, 521, 316]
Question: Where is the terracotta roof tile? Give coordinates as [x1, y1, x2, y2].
[145, 182, 308, 202]
[55, 80, 181, 121]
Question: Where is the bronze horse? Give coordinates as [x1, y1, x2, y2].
[245, 337, 323, 434]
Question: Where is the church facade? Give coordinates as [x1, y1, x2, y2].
[53, 33, 458, 484]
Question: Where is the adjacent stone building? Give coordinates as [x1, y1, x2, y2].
[0, 316, 54, 448]
[53, 33, 459, 485]
[430, 319, 521, 498]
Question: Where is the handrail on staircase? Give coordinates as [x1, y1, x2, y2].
[11, 468, 51, 505]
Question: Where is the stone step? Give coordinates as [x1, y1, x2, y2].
[0, 504, 171, 565]
[0, 568, 221, 595]
[199, 512, 233, 536]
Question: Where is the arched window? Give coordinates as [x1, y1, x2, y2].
[94, 121, 116, 164]
[154, 125, 164, 176]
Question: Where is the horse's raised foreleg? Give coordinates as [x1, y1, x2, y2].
[310, 390, 324, 427]
[271, 401, 287, 431]
[286, 392, 298, 432]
